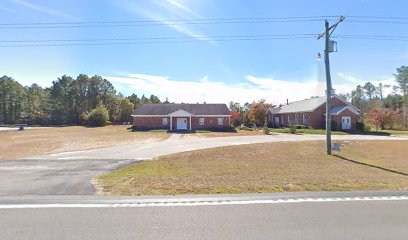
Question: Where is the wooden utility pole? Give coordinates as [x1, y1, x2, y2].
[318, 16, 345, 155]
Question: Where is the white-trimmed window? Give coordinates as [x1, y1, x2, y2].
[217, 117, 223, 125]
[199, 117, 205, 126]
[295, 114, 299, 124]
[303, 114, 307, 124]
[162, 117, 168, 125]
[287, 115, 290, 123]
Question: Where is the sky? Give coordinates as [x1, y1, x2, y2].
[1, 0, 407, 105]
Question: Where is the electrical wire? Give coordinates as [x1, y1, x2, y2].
[0, 35, 317, 48]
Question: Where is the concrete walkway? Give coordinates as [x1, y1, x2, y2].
[26, 133, 408, 160]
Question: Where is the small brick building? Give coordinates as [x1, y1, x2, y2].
[267, 95, 360, 130]
[132, 103, 231, 131]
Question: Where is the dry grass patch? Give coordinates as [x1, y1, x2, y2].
[0, 126, 169, 160]
[97, 140, 408, 195]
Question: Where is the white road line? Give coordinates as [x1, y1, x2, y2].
[0, 196, 407, 209]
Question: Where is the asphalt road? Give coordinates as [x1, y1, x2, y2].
[26, 133, 408, 160]
[0, 158, 139, 195]
[1, 191, 407, 240]
[0, 134, 407, 196]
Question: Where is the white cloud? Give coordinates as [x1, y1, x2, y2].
[110, 0, 212, 42]
[11, 0, 77, 20]
[106, 73, 331, 105]
[165, 0, 197, 17]
[337, 72, 359, 83]
[337, 72, 395, 96]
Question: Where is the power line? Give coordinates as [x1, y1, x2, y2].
[0, 16, 342, 30]
[0, 20, 327, 30]
[0, 16, 340, 26]
[345, 15, 408, 20]
[0, 35, 317, 48]
[346, 20, 408, 24]
[0, 33, 317, 43]
[333, 34, 408, 41]
[3, 34, 408, 44]
[2, 33, 408, 47]
[1, 15, 407, 30]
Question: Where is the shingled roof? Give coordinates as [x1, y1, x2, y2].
[268, 95, 359, 114]
[132, 103, 231, 116]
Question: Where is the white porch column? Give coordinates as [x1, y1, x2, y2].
[189, 116, 192, 130]
[170, 116, 172, 130]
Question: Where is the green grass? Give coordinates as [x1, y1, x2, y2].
[148, 129, 170, 133]
[269, 128, 348, 135]
[374, 129, 408, 135]
[147, 129, 224, 134]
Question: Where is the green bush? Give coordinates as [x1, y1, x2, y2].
[263, 125, 270, 135]
[356, 122, 365, 131]
[232, 118, 242, 128]
[289, 121, 296, 134]
[364, 125, 372, 132]
[331, 120, 338, 131]
[295, 124, 306, 129]
[86, 103, 109, 127]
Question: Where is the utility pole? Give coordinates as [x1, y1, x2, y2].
[317, 16, 345, 155]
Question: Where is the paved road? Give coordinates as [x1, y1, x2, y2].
[0, 134, 407, 196]
[1, 191, 407, 240]
[0, 126, 55, 131]
[0, 158, 138, 195]
[25, 133, 408, 160]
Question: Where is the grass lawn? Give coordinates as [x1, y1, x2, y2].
[181, 129, 265, 139]
[269, 128, 348, 135]
[97, 140, 408, 195]
[0, 126, 169, 160]
[373, 129, 408, 135]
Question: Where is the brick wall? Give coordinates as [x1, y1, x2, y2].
[191, 116, 230, 129]
[331, 108, 357, 130]
[268, 97, 357, 129]
[309, 97, 346, 128]
[133, 116, 230, 130]
[133, 117, 170, 130]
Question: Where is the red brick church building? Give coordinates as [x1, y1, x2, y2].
[267, 95, 360, 130]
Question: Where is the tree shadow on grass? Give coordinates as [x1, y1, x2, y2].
[348, 130, 391, 136]
[333, 155, 408, 177]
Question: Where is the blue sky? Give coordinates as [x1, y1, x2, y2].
[1, 0, 407, 104]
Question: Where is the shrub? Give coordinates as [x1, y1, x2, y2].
[365, 108, 399, 131]
[237, 126, 256, 131]
[86, 103, 109, 127]
[356, 122, 365, 131]
[289, 121, 296, 134]
[295, 124, 306, 129]
[331, 120, 338, 131]
[232, 118, 242, 128]
[364, 125, 372, 132]
[263, 125, 270, 135]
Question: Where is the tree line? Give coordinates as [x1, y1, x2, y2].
[229, 66, 408, 130]
[343, 66, 408, 129]
[0, 75, 165, 125]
